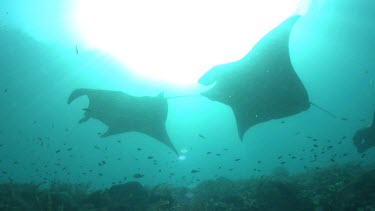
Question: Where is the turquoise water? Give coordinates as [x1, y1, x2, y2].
[0, 0, 374, 193]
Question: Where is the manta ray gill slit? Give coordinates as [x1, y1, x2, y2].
[72, 0, 310, 86]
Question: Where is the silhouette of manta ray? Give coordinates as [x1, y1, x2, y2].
[68, 89, 178, 155]
[198, 15, 310, 140]
[67, 16, 336, 152]
[353, 110, 375, 153]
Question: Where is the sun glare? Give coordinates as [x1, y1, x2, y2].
[73, 0, 309, 86]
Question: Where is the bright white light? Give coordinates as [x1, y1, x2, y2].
[73, 0, 308, 86]
[178, 155, 187, 160]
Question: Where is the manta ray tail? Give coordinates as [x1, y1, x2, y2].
[310, 101, 337, 118]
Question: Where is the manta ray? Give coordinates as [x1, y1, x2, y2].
[198, 15, 310, 140]
[68, 89, 178, 155]
[353, 110, 375, 153]
[67, 15, 334, 152]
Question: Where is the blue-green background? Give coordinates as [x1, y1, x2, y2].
[0, 0, 374, 189]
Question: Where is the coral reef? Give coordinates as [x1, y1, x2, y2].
[0, 163, 374, 211]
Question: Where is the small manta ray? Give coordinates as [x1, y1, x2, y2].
[353, 110, 375, 153]
[198, 15, 310, 140]
[68, 88, 178, 155]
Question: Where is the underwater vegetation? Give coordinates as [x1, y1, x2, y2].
[0, 162, 373, 211]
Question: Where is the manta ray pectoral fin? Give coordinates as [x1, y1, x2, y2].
[100, 127, 120, 138]
[79, 116, 90, 123]
[142, 126, 179, 155]
[68, 88, 90, 104]
[100, 131, 111, 138]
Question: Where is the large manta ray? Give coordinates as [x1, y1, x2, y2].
[353, 110, 375, 153]
[68, 89, 178, 155]
[198, 15, 310, 140]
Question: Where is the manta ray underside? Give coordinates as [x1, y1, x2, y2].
[68, 88, 178, 155]
[198, 15, 310, 140]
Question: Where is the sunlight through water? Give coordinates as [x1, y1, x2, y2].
[72, 0, 310, 86]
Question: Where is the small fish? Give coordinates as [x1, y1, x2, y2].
[216, 153, 221, 156]
[257, 160, 262, 164]
[342, 153, 348, 157]
[281, 121, 285, 124]
[313, 144, 318, 148]
[67, 148, 73, 151]
[341, 136, 347, 140]
[133, 173, 144, 178]
[234, 158, 241, 161]
[4, 88, 7, 93]
[277, 156, 282, 159]
[206, 152, 212, 155]
[280, 162, 286, 164]
[330, 158, 335, 162]
[361, 153, 366, 158]
[75, 45, 79, 54]
[137, 148, 142, 151]
[55, 150, 61, 153]
[341, 117, 348, 121]
[191, 169, 200, 173]
[198, 134, 206, 139]
[147, 156, 154, 159]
